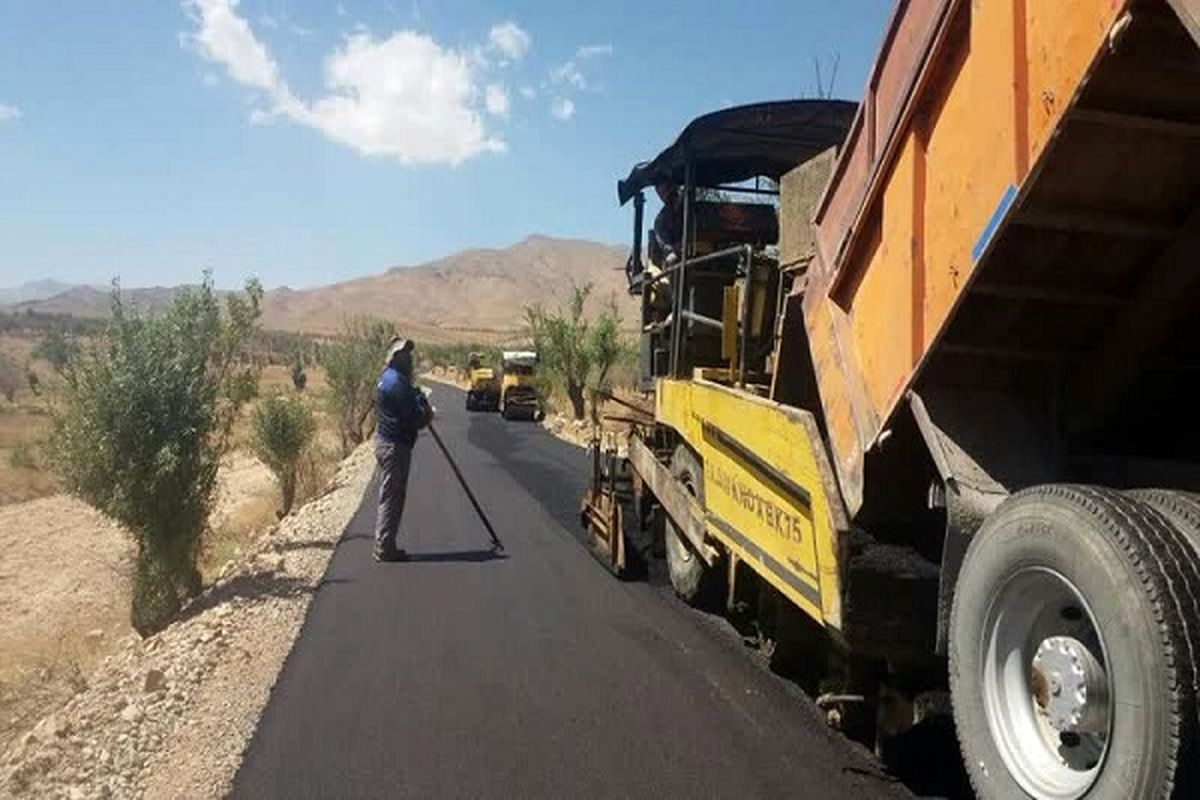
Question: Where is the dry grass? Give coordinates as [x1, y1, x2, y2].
[0, 334, 356, 751]
[199, 494, 279, 581]
[230, 364, 332, 448]
[0, 403, 57, 505]
[0, 333, 39, 366]
[0, 625, 124, 753]
[0, 493, 133, 752]
[0, 332, 63, 505]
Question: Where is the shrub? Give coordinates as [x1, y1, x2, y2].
[33, 328, 76, 373]
[320, 316, 393, 455]
[50, 277, 261, 635]
[8, 440, 36, 469]
[290, 350, 307, 392]
[251, 394, 316, 516]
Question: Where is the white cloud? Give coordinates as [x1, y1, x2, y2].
[183, 0, 285, 94]
[484, 84, 509, 117]
[488, 21, 530, 61]
[576, 44, 612, 59]
[550, 97, 574, 121]
[301, 31, 504, 163]
[0, 103, 21, 123]
[183, 0, 506, 165]
[544, 44, 612, 117]
[549, 60, 586, 90]
[519, 85, 535, 100]
[259, 12, 313, 37]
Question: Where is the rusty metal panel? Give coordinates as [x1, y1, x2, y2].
[1025, 1, 1124, 177]
[813, 116, 869, 276]
[812, 0, 953, 291]
[871, 0, 948, 161]
[801, 294, 876, 515]
[778, 147, 837, 267]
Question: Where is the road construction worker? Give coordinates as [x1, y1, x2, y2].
[649, 181, 683, 267]
[373, 336, 433, 562]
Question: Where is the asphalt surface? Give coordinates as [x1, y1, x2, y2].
[231, 385, 913, 799]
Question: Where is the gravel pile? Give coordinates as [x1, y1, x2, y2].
[540, 412, 591, 448]
[2, 444, 375, 800]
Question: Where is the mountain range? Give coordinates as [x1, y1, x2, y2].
[2, 236, 634, 344]
[0, 279, 96, 306]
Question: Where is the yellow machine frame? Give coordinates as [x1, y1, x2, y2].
[655, 378, 848, 629]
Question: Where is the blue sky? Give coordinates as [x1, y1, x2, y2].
[0, 1, 892, 290]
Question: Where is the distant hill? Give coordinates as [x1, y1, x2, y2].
[2, 236, 634, 343]
[0, 279, 90, 306]
[8, 285, 197, 319]
[260, 235, 632, 343]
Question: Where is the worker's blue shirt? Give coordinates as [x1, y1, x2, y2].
[376, 367, 427, 448]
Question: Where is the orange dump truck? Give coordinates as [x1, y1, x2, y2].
[585, 1, 1200, 796]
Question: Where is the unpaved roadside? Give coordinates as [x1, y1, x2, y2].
[1, 444, 375, 799]
[0, 450, 284, 760]
[0, 498, 133, 755]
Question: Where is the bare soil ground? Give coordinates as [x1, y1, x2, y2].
[1, 444, 375, 799]
[0, 449, 286, 761]
[0, 497, 133, 753]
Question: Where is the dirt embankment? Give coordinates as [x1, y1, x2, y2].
[0, 499, 133, 753]
[0, 450, 286, 758]
[1, 445, 375, 799]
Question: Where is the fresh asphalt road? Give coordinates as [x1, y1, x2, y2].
[231, 384, 912, 799]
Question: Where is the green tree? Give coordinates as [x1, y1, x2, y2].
[251, 394, 316, 516]
[585, 299, 625, 424]
[290, 348, 308, 392]
[320, 316, 393, 455]
[50, 277, 262, 635]
[33, 328, 76, 373]
[525, 283, 626, 421]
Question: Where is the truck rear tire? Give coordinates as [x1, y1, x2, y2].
[949, 485, 1199, 800]
[1130, 489, 1200, 558]
[665, 445, 722, 606]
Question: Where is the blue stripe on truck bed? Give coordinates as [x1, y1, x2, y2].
[972, 183, 1018, 263]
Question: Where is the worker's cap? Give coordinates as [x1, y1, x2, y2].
[386, 336, 414, 362]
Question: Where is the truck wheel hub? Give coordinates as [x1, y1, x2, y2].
[1031, 636, 1109, 736]
[982, 567, 1112, 799]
